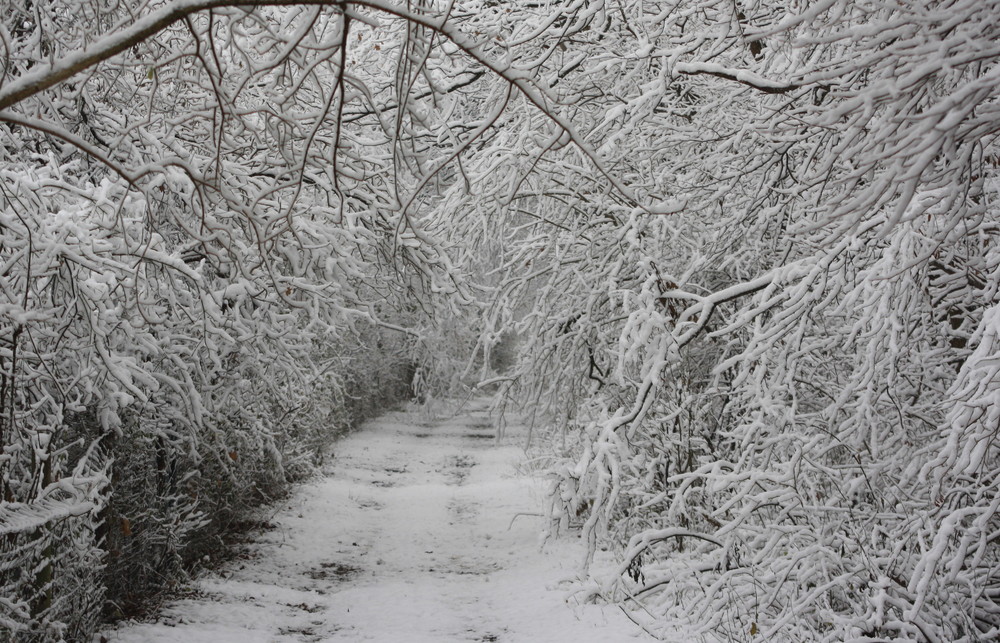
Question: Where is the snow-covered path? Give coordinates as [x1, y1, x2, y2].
[99, 398, 639, 642]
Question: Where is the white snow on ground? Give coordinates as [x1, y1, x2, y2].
[98, 398, 645, 643]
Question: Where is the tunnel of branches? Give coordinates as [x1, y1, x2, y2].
[1, 1, 999, 641]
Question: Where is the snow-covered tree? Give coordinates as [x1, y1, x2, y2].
[0, 1, 476, 636]
[466, 1, 1000, 640]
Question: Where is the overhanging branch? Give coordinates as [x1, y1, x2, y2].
[0, 0, 686, 217]
[673, 62, 799, 94]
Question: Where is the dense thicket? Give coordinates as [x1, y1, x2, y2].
[464, 1, 1000, 641]
[0, 2, 468, 639]
[1, 1, 997, 641]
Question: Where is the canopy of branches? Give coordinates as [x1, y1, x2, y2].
[1, 1, 998, 641]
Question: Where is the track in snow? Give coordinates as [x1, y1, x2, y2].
[98, 398, 641, 642]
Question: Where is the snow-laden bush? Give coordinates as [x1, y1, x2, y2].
[0, 3, 471, 637]
[458, 1, 1000, 640]
[0, 156, 424, 637]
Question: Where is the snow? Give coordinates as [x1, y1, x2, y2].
[97, 398, 643, 643]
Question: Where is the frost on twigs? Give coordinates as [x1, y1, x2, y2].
[0, 1, 468, 637]
[1, 0, 999, 640]
[473, 0, 1000, 641]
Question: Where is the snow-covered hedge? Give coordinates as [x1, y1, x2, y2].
[0, 159, 422, 639]
[453, 1, 1000, 640]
